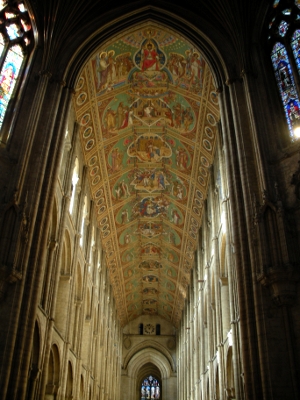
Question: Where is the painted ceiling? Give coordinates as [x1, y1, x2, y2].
[73, 24, 220, 327]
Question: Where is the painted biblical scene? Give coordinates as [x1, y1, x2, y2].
[127, 134, 172, 163]
[74, 24, 220, 327]
[139, 261, 162, 270]
[143, 287, 158, 296]
[133, 195, 170, 219]
[142, 275, 159, 284]
[112, 176, 132, 200]
[130, 168, 170, 193]
[102, 92, 197, 134]
[140, 244, 162, 257]
[135, 221, 165, 239]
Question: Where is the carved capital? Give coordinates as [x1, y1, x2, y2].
[258, 266, 300, 306]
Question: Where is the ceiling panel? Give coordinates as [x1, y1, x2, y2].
[74, 23, 220, 327]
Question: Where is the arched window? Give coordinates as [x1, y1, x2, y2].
[80, 195, 87, 247]
[141, 375, 160, 400]
[268, 0, 300, 139]
[0, 1, 33, 143]
[89, 226, 95, 273]
[69, 158, 79, 214]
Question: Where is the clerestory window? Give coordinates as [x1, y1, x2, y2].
[268, 0, 300, 139]
[0, 0, 33, 143]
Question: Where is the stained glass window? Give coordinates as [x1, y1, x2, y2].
[268, 0, 300, 138]
[0, 1, 33, 136]
[271, 43, 300, 135]
[291, 30, 300, 72]
[278, 20, 289, 36]
[0, 45, 23, 127]
[141, 376, 160, 400]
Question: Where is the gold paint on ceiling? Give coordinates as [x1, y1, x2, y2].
[73, 24, 219, 327]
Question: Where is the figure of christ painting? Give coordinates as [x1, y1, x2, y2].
[134, 39, 166, 73]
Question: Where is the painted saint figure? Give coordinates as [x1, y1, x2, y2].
[96, 52, 109, 90]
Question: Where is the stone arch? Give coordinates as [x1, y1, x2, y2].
[127, 347, 172, 379]
[59, 6, 231, 93]
[215, 364, 220, 400]
[123, 339, 176, 373]
[62, 229, 72, 275]
[45, 344, 60, 398]
[125, 347, 174, 400]
[225, 346, 235, 400]
[55, 230, 73, 335]
[65, 361, 73, 399]
[41, 196, 59, 309]
[26, 320, 41, 400]
[79, 375, 84, 400]
[85, 286, 91, 320]
[138, 366, 162, 400]
[75, 262, 83, 301]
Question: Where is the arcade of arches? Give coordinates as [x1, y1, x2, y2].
[0, 1, 300, 400]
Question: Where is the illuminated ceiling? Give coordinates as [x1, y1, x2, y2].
[73, 24, 219, 327]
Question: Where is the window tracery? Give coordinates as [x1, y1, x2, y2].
[0, 1, 33, 140]
[141, 375, 160, 400]
[268, 0, 300, 138]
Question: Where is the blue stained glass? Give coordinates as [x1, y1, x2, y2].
[273, 0, 280, 7]
[291, 30, 300, 74]
[7, 23, 21, 39]
[18, 3, 26, 12]
[0, 45, 24, 128]
[141, 376, 160, 399]
[271, 42, 300, 137]
[278, 21, 289, 36]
